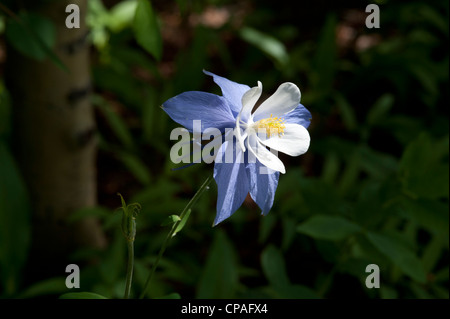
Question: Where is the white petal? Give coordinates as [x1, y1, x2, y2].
[252, 82, 301, 122]
[247, 134, 286, 174]
[257, 123, 310, 156]
[240, 81, 262, 123]
[235, 81, 262, 152]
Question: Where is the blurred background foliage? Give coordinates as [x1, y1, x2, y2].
[0, 0, 448, 299]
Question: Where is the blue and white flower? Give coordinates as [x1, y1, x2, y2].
[162, 70, 311, 225]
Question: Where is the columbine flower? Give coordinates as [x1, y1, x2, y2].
[234, 80, 311, 174]
[162, 71, 311, 225]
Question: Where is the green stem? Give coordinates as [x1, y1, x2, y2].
[139, 174, 214, 299]
[124, 240, 134, 299]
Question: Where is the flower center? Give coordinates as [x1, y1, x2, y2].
[254, 114, 285, 138]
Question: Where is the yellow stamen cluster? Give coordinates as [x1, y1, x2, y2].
[255, 114, 286, 138]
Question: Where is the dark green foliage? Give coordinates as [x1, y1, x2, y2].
[0, 0, 448, 299]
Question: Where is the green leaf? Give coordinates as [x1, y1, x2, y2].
[5, 12, 54, 60]
[418, 5, 449, 35]
[0, 16, 4, 33]
[17, 277, 67, 299]
[281, 217, 297, 251]
[358, 145, 398, 179]
[133, 0, 162, 61]
[366, 232, 427, 283]
[397, 198, 449, 237]
[161, 214, 181, 226]
[261, 245, 290, 290]
[98, 235, 126, 285]
[381, 115, 423, 146]
[434, 267, 449, 283]
[59, 292, 108, 299]
[172, 209, 191, 237]
[86, 0, 111, 49]
[351, 234, 389, 266]
[335, 94, 357, 131]
[410, 282, 433, 299]
[380, 286, 398, 299]
[295, 177, 349, 216]
[399, 132, 449, 199]
[320, 152, 340, 184]
[117, 192, 127, 213]
[155, 292, 181, 299]
[93, 95, 135, 150]
[107, 0, 138, 32]
[366, 94, 394, 126]
[421, 235, 445, 273]
[312, 14, 337, 95]
[196, 231, 238, 298]
[5, 12, 66, 71]
[431, 284, 449, 299]
[297, 215, 361, 241]
[337, 148, 361, 195]
[0, 142, 31, 296]
[240, 27, 289, 67]
[117, 151, 152, 186]
[258, 213, 277, 244]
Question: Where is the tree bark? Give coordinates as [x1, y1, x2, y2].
[6, 0, 106, 280]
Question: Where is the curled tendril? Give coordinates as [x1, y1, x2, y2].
[117, 193, 141, 242]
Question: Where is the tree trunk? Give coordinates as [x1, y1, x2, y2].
[6, 0, 106, 280]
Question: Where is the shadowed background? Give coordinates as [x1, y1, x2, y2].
[0, 0, 448, 299]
